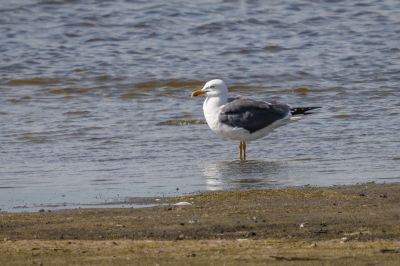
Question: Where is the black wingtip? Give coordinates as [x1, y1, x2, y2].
[290, 106, 321, 115]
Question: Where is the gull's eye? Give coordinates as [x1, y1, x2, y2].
[209, 85, 215, 89]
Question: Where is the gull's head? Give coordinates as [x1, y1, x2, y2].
[191, 79, 228, 98]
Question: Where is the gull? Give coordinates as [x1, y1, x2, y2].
[191, 79, 319, 160]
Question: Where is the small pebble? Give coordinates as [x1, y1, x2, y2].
[300, 223, 308, 228]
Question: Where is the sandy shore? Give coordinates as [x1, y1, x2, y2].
[1, 183, 400, 265]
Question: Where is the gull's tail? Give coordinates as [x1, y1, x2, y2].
[290, 107, 321, 116]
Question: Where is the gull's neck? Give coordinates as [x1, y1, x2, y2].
[203, 94, 228, 129]
[203, 94, 228, 112]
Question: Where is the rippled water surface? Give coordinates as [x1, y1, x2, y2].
[1, 0, 400, 211]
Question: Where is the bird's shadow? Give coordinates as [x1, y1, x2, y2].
[201, 160, 285, 191]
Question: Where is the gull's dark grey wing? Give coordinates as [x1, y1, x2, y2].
[219, 99, 290, 133]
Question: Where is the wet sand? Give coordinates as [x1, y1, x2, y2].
[1, 183, 400, 265]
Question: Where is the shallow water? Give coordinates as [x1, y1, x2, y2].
[1, 0, 400, 211]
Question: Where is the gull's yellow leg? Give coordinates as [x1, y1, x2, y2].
[239, 141, 242, 160]
[243, 141, 247, 160]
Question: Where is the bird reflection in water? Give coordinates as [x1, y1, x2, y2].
[201, 160, 285, 191]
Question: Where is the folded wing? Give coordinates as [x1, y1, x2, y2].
[219, 99, 290, 133]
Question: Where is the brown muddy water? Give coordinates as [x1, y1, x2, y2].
[1, 0, 400, 211]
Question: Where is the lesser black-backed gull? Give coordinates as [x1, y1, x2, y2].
[191, 79, 319, 160]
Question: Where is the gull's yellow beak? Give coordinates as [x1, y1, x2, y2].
[191, 89, 205, 97]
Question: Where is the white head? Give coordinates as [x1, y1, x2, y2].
[191, 79, 228, 98]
